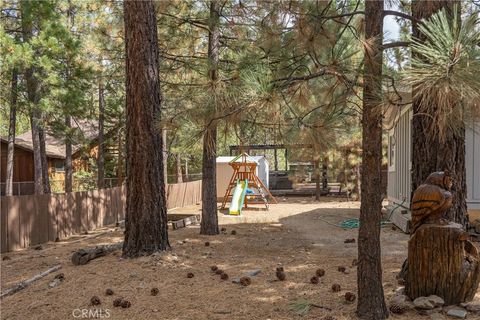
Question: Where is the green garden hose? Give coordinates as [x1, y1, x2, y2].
[317, 199, 406, 229]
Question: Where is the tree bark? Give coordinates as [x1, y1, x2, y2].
[175, 154, 183, 183]
[22, 8, 44, 195]
[122, 0, 169, 256]
[117, 127, 123, 186]
[356, 1, 388, 319]
[411, 0, 467, 228]
[322, 156, 328, 190]
[200, 0, 220, 235]
[97, 81, 105, 189]
[314, 158, 321, 201]
[38, 124, 50, 194]
[162, 128, 168, 189]
[5, 69, 18, 196]
[65, 115, 73, 193]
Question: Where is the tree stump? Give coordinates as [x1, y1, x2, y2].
[406, 222, 480, 305]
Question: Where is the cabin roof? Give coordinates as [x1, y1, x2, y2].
[0, 119, 100, 159]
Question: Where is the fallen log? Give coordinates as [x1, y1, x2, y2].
[71, 242, 123, 266]
[0, 265, 62, 299]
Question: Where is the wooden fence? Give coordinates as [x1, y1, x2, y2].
[0, 180, 202, 253]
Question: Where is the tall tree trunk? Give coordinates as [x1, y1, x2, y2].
[184, 158, 189, 182]
[117, 127, 123, 186]
[322, 156, 328, 190]
[22, 5, 44, 195]
[314, 158, 321, 201]
[64, 0, 74, 194]
[356, 1, 388, 319]
[27, 74, 44, 195]
[175, 154, 183, 183]
[123, 0, 169, 256]
[162, 128, 168, 189]
[5, 69, 18, 196]
[411, 0, 467, 228]
[65, 115, 73, 193]
[39, 125, 50, 194]
[200, 0, 220, 235]
[97, 81, 105, 189]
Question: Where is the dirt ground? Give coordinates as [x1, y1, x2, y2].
[1, 197, 479, 320]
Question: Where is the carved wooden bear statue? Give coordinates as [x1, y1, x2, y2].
[410, 171, 453, 233]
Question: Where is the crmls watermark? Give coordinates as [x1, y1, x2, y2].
[72, 308, 111, 318]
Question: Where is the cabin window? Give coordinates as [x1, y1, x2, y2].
[54, 160, 65, 173]
[388, 132, 395, 172]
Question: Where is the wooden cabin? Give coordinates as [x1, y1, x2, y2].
[0, 120, 103, 195]
[384, 98, 480, 232]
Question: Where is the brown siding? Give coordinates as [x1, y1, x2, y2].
[1, 141, 35, 182]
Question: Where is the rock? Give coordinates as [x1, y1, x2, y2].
[413, 295, 444, 310]
[460, 302, 480, 314]
[417, 307, 443, 315]
[427, 295, 445, 307]
[394, 286, 405, 295]
[429, 313, 445, 320]
[446, 307, 467, 319]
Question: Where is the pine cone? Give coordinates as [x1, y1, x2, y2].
[389, 304, 406, 314]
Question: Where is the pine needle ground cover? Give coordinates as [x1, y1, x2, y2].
[1, 198, 463, 320]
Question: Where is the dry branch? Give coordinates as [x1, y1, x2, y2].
[0, 265, 62, 299]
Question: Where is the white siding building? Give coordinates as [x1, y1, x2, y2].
[386, 104, 480, 231]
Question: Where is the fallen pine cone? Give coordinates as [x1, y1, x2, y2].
[113, 298, 123, 307]
[231, 230, 237, 235]
[215, 269, 224, 275]
[121, 300, 131, 308]
[205, 241, 210, 247]
[389, 304, 406, 314]
[276, 270, 286, 281]
[220, 227, 227, 233]
[211, 265, 218, 272]
[337, 266, 346, 273]
[220, 273, 229, 280]
[310, 276, 319, 284]
[345, 292, 356, 302]
[151, 288, 159, 296]
[240, 276, 251, 286]
[331, 283, 341, 292]
[90, 296, 101, 306]
[187, 272, 194, 278]
[316, 268, 325, 277]
[105, 288, 114, 296]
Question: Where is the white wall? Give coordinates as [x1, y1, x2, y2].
[387, 107, 479, 211]
[466, 122, 480, 210]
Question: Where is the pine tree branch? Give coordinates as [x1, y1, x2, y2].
[382, 10, 417, 22]
[382, 41, 410, 50]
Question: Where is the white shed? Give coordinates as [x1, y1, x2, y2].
[216, 156, 269, 200]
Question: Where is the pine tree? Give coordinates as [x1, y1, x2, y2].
[122, 0, 169, 256]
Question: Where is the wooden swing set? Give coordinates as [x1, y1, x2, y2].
[220, 153, 277, 211]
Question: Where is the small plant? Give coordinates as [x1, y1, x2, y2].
[290, 298, 332, 315]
